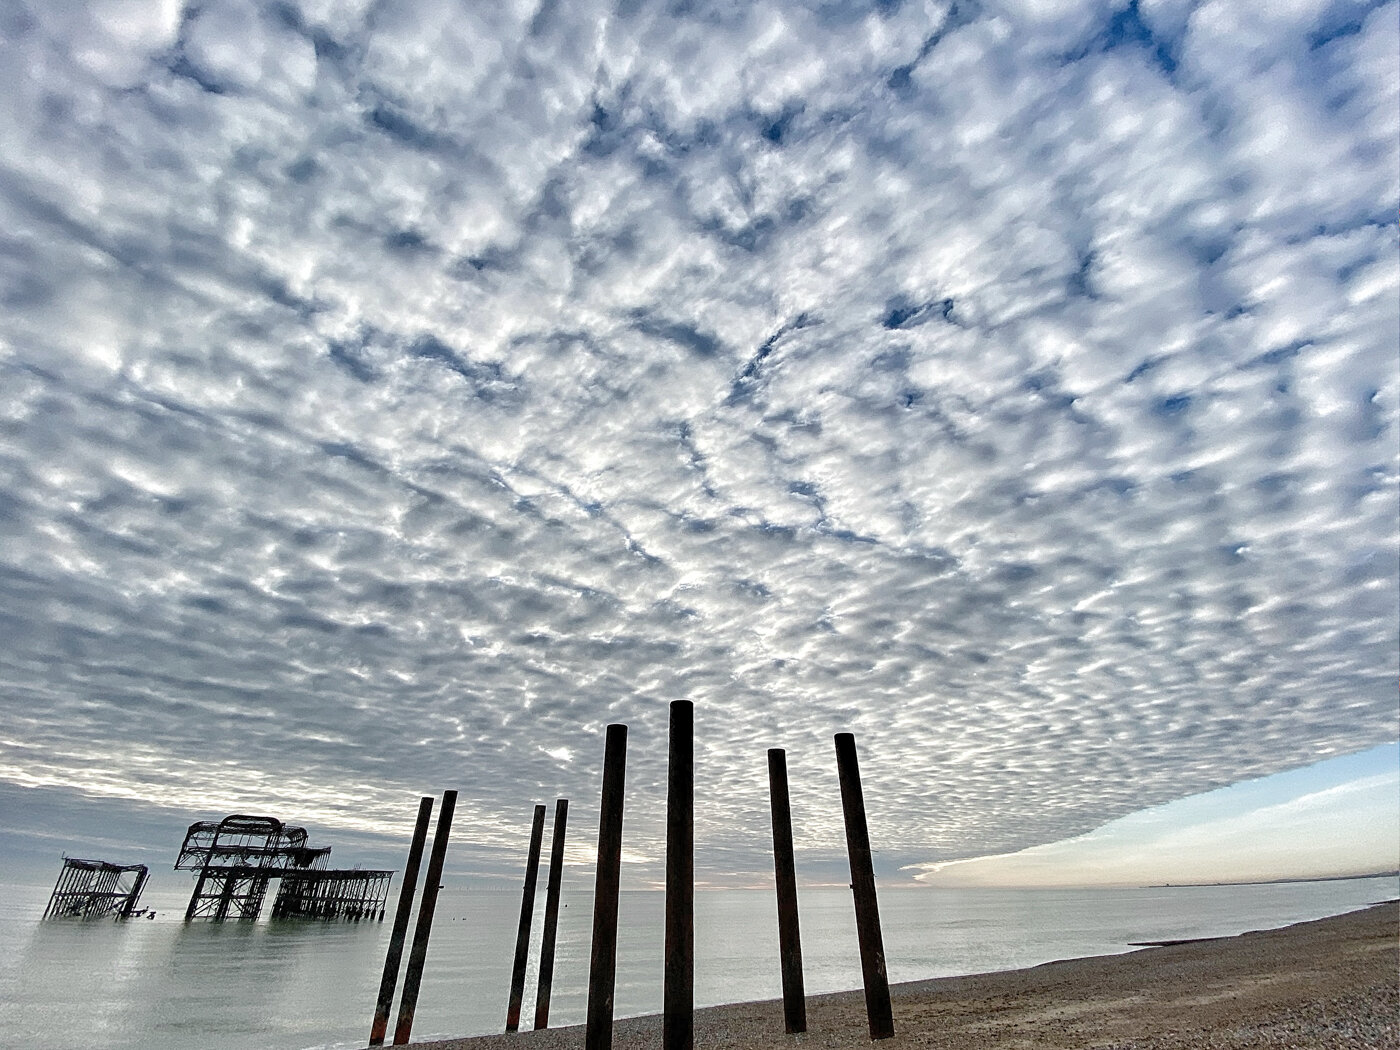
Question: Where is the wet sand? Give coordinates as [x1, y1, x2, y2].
[396, 900, 1398, 1050]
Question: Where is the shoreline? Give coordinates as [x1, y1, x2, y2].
[396, 901, 1398, 1050]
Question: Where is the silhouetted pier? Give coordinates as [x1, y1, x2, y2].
[272, 869, 393, 920]
[44, 857, 149, 920]
[176, 814, 392, 922]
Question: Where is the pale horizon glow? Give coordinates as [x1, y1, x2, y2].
[908, 743, 1400, 888]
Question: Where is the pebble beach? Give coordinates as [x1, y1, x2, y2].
[395, 900, 1398, 1050]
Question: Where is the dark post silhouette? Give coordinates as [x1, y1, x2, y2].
[506, 803, 548, 1032]
[767, 748, 807, 1033]
[394, 789, 458, 1046]
[533, 798, 570, 1030]
[369, 795, 434, 1046]
[665, 701, 694, 1050]
[585, 724, 628, 1050]
[835, 733, 894, 1040]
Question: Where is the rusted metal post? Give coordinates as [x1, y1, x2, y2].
[835, 733, 894, 1040]
[369, 796, 434, 1046]
[121, 867, 150, 918]
[665, 700, 694, 1050]
[506, 803, 548, 1032]
[767, 748, 807, 1034]
[394, 789, 457, 1046]
[533, 798, 569, 1030]
[585, 724, 628, 1050]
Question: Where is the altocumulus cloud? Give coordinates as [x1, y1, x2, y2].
[0, 0, 1394, 886]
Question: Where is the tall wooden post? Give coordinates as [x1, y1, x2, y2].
[506, 803, 548, 1031]
[767, 748, 807, 1033]
[835, 733, 894, 1040]
[394, 789, 457, 1046]
[369, 795, 434, 1046]
[665, 701, 694, 1050]
[533, 798, 570, 1030]
[585, 724, 628, 1050]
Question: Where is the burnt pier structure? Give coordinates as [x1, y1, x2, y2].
[44, 857, 149, 919]
[176, 814, 392, 922]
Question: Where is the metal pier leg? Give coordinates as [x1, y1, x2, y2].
[506, 804, 548, 1032]
[394, 789, 457, 1046]
[835, 733, 894, 1040]
[664, 701, 694, 1050]
[768, 748, 807, 1034]
[369, 796, 434, 1046]
[533, 799, 569, 1030]
[585, 724, 628, 1050]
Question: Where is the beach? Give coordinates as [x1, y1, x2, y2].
[399, 900, 1398, 1050]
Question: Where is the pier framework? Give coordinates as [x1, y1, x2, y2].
[176, 813, 391, 922]
[44, 857, 149, 919]
[272, 869, 393, 920]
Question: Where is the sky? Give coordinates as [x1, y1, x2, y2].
[0, 0, 1396, 893]
[912, 742, 1399, 887]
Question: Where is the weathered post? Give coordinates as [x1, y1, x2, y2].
[394, 789, 458, 1046]
[120, 867, 150, 919]
[533, 798, 570, 1030]
[835, 733, 894, 1040]
[585, 724, 628, 1050]
[369, 795, 435, 1046]
[506, 803, 548, 1032]
[665, 700, 694, 1050]
[767, 748, 807, 1034]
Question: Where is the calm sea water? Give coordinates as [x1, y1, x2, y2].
[1, 875, 1394, 1050]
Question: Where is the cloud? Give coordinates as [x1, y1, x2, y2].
[0, 0, 1395, 887]
[22, 0, 184, 89]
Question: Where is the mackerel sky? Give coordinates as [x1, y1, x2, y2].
[0, 0, 1396, 887]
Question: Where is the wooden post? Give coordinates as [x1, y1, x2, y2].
[585, 724, 628, 1050]
[665, 701, 694, 1050]
[533, 798, 570, 1030]
[506, 804, 548, 1032]
[835, 733, 894, 1040]
[767, 748, 807, 1033]
[394, 789, 457, 1046]
[369, 795, 434, 1046]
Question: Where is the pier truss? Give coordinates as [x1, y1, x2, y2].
[44, 857, 150, 919]
[176, 814, 330, 921]
[271, 869, 393, 920]
[176, 813, 392, 922]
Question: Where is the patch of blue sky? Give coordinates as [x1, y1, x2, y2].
[909, 743, 1400, 887]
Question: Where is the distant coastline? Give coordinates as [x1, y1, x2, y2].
[1150, 869, 1400, 889]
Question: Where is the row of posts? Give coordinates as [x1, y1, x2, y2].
[369, 702, 895, 1046]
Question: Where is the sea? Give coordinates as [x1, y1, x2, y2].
[1, 875, 1394, 1050]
